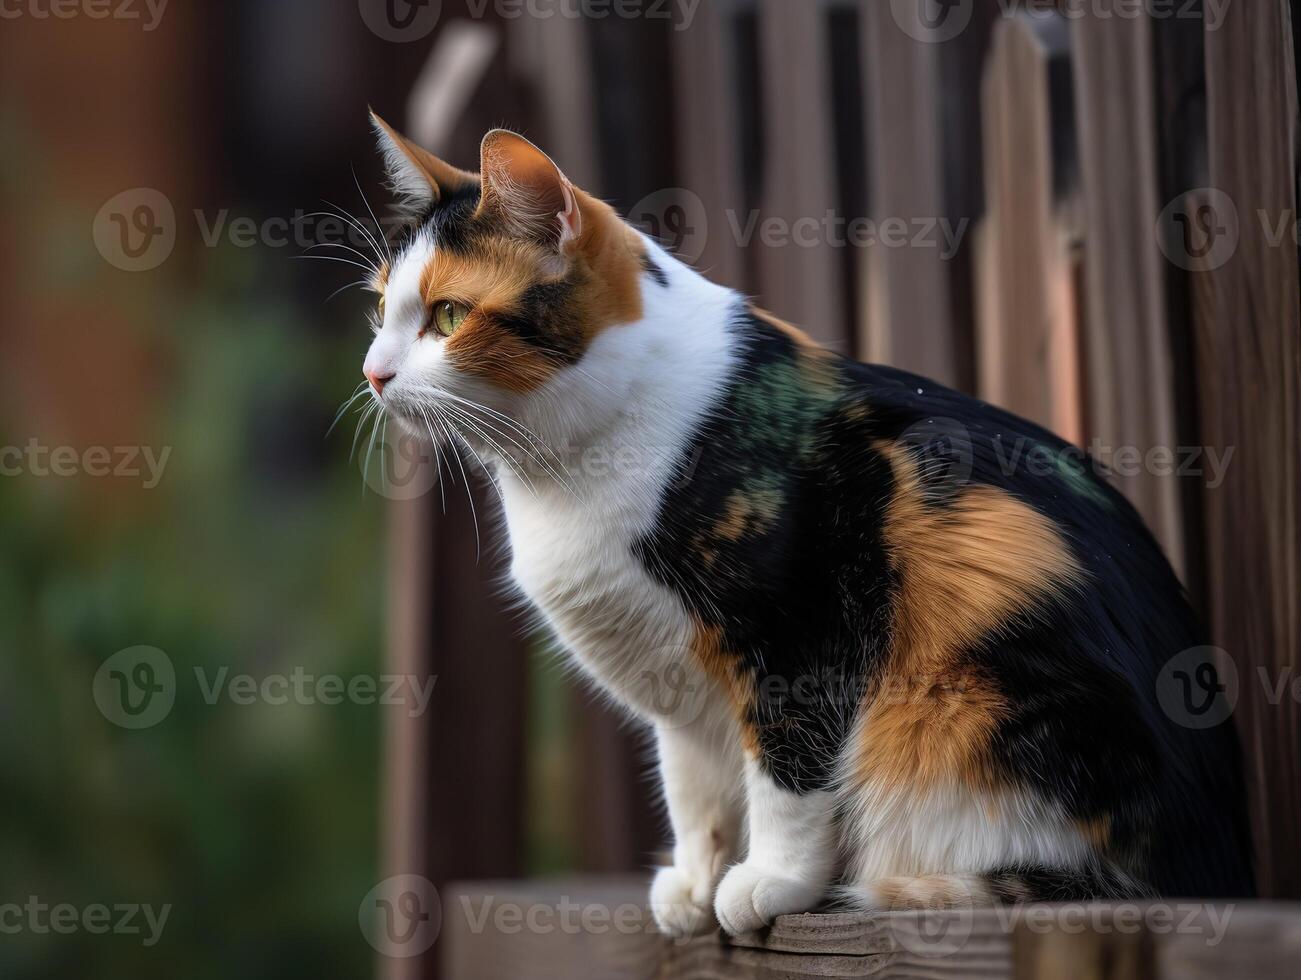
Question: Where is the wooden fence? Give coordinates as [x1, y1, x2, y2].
[375, 1, 1301, 976]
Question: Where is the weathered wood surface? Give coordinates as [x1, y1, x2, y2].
[858, 0, 958, 385]
[974, 12, 1084, 443]
[1071, 0, 1187, 576]
[440, 877, 1301, 979]
[754, 0, 847, 349]
[1199, 0, 1301, 902]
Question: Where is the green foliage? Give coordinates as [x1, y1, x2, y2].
[0, 255, 387, 979]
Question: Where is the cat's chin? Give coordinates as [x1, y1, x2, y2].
[385, 408, 435, 443]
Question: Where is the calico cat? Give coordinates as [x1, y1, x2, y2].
[357, 114, 1253, 937]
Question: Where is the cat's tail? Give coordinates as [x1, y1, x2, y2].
[838, 863, 1153, 911]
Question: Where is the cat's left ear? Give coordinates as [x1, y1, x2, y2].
[370, 110, 476, 210]
[477, 129, 582, 253]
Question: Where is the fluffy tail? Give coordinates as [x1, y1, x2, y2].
[841, 864, 1153, 910]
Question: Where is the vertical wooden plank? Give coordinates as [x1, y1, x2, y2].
[510, 3, 664, 875]
[1201, 0, 1301, 899]
[755, 0, 849, 350]
[380, 497, 433, 980]
[382, 12, 535, 978]
[668, 0, 750, 293]
[1072, 1, 1186, 575]
[859, 0, 959, 386]
[937, 2, 1004, 395]
[1152, 7, 1211, 611]
[505, 0, 601, 187]
[575, 6, 679, 873]
[974, 12, 1084, 441]
[378, 28, 504, 978]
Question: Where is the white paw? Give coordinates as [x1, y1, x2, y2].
[650, 865, 716, 938]
[713, 862, 827, 936]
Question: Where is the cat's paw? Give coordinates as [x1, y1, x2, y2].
[713, 862, 827, 936]
[650, 865, 716, 938]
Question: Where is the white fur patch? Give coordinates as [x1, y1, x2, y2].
[714, 757, 839, 935]
[838, 776, 1095, 903]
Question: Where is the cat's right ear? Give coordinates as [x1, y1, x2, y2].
[370, 110, 476, 211]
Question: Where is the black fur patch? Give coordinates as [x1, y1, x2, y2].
[634, 308, 897, 793]
[642, 252, 670, 287]
[633, 304, 1254, 898]
[393, 182, 586, 366]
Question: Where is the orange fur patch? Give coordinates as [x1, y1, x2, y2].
[568, 187, 646, 336]
[715, 488, 781, 543]
[418, 190, 647, 393]
[855, 445, 1085, 792]
[691, 621, 760, 757]
[751, 306, 819, 348]
[1077, 816, 1113, 850]
[871, 874, 991, 909]
[444, 316, 559, 395]
[419, 241, 541, 314]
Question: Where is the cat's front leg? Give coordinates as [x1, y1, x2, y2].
[713, 756, 838, 936]
[649, 724, 743, 938]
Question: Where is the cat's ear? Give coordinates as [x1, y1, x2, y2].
[370, 110, 476, 210]
[477, 129, 582, 253]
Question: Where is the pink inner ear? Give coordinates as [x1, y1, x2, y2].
[557, 181, 582, 248]
[480, 131, 580, 249]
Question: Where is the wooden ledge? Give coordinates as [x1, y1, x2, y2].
[441, 876, 1301, 979]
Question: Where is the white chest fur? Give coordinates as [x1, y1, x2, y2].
[494, 251, 740, 723]
[502, 478, 698, 720]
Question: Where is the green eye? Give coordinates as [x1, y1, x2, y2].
[431, 300, 468, 337]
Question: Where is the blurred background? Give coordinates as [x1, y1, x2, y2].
[1, 1, 1298, 978]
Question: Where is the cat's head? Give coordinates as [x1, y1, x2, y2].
[361, 114, 649, 435]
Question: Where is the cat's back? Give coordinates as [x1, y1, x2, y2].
[837, 355, 1253, 897]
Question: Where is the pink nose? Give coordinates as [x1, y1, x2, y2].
[366, 368, 395, 396]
